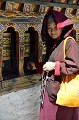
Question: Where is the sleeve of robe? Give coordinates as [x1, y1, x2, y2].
[35, 62, 44, 74]
[54, 39, 79, 76]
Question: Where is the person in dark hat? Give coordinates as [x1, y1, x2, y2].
[35, 9, 79, 120]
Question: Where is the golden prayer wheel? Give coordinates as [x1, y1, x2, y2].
[2, 33, 11, 60]
[24, 33, 30, 57]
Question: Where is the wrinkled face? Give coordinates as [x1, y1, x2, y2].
[47, 22, 63, 39]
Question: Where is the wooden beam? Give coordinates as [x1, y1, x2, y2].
[0, 0, 79, 9]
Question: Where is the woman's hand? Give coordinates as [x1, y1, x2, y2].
[43, 61, 56, 72]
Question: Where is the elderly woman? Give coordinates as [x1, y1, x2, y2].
[35, 9, 79, 120]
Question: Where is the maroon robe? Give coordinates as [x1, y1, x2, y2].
[39, 38, 79, 120]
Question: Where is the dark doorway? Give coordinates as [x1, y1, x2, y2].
[2, 27, 19, 80]
[24, 27, 38, 75]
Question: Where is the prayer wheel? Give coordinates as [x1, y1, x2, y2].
[2, 33, 11, 61]
[24, 33, 30, 57]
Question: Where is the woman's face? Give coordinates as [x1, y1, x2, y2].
[47, 22, 63, 39]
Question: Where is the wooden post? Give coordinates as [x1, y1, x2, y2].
[19, 42, 24, 76]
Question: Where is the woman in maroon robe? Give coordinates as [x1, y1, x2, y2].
[35, 9, 79, 120]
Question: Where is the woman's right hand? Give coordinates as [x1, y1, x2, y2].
[43, 61, 56, 72]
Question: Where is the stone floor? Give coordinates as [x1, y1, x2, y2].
[0, 84, 41, 120]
